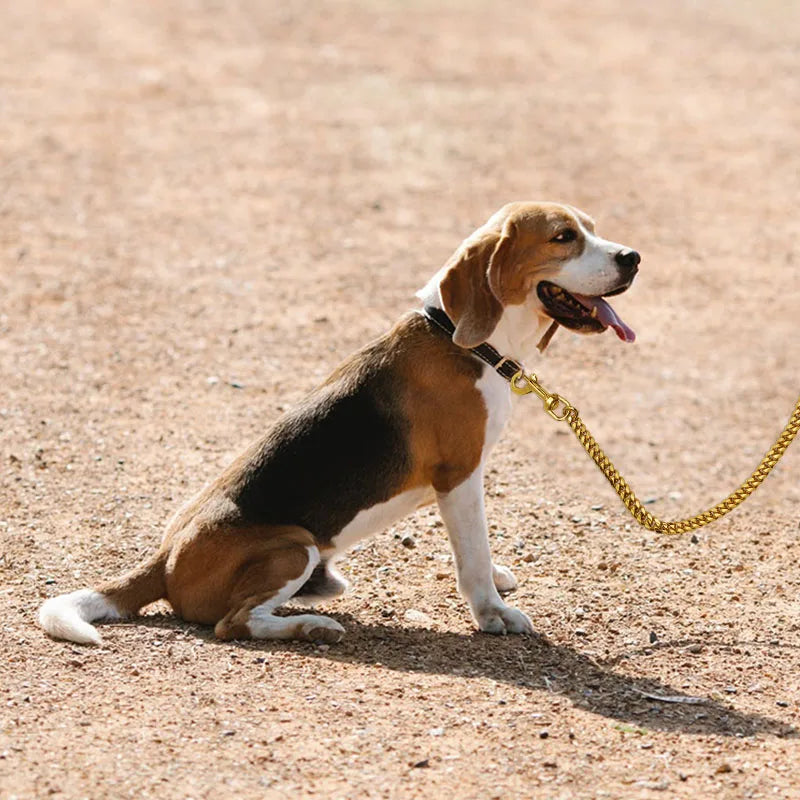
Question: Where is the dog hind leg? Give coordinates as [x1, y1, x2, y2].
[214, 536, 345, 643]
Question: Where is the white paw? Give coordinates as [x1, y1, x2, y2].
[475, 603, 533, 636]
[300, 616, 345, 644]
[492, 564, 518, 594]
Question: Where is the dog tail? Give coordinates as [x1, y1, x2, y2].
[38, 551, 167, 646]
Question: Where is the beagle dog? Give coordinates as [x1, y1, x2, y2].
[38, 201, 638, 646]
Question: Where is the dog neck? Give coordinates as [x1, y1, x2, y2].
[416, 269, 553, 364]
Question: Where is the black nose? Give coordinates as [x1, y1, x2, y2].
[615, 249, 640, 276]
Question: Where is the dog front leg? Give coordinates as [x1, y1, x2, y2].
[437, 468, 533, 635]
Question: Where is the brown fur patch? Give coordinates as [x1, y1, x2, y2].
[166, 525, 314, 625]
[390, 315, 488, 493]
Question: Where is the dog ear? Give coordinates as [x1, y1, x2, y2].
[487, 218, 526, 307]
[439, 220, 518, 348]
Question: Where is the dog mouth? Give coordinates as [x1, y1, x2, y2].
[536, 281, 636, 342]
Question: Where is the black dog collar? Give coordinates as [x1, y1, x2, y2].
[421, 305, 524, 382]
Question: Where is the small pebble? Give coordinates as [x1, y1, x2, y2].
[715, 762, 732, 775]
[404, 609, 434, 626]
[412, 759, 429, 769]
[649, 631, 658, 644]
[691, 534, 699, 544]
[539, 730, 549, 739]
[400, 534, 416, 549]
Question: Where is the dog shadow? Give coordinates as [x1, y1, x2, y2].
[137, 610, 795, 738]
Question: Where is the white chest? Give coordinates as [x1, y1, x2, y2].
[476, 367, 512, 454]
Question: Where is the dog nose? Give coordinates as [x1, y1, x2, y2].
[615, 249, 640, 275]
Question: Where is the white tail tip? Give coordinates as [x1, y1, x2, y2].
[38, 589, 119, 646]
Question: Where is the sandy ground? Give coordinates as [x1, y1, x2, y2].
[2, 1, 800, 798]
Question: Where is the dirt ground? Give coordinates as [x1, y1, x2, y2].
[2, 1, 799, 798]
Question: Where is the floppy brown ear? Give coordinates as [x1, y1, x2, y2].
[487, 219, 525, 307]
[439, 223, 517, 348]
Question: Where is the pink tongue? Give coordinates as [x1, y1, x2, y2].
[572, 293, 636, 343]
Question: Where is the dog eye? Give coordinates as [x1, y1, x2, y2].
[551, 229, 577, 243]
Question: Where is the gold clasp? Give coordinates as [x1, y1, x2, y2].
[510, 370, 547, 399]
[510, 370, 576, 422]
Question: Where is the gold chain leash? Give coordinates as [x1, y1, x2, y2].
[510, 370, 800, 535]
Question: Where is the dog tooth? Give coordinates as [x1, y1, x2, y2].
[590, 307, 598, 318]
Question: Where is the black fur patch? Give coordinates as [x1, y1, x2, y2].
[227, 358, 411, 543]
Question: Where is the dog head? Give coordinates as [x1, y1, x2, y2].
[432, 202, 639, 349]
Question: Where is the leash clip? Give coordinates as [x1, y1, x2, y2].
[510, 370, 576, 422]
